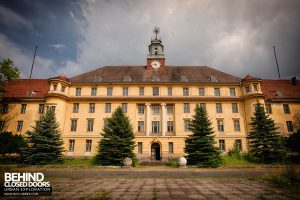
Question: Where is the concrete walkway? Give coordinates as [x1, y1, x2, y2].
[1, 166, 299, 199]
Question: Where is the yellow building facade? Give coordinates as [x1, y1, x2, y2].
[1, 30, 300, 161]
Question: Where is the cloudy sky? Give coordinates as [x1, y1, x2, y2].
[0, 0, 299, 79]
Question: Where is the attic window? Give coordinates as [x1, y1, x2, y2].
[94, 75, 102, 82]
[180, 75, 188, 82]
[275, 91, 283, 98]
[123, 75, 131, 82]
[208, 76, 217, 82]
[152, 76, 160, 82]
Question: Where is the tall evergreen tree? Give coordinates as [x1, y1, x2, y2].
[185, 104, 220, 166]
[95, 107, 135, 166]
[248, 101, 286, 163]
[22, 110, 64, 164]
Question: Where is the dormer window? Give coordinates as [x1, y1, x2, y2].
[253, 84, 258, 92]
[245, 86, 251, 93]
[61, 86, 65, 92]
[53, 85, 57, 91]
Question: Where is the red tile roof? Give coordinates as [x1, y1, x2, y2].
[50, 75, 70, 82]
[261, 79, 300, 100]
[242, 75, 259, 82]
[3, 79, 49, 99]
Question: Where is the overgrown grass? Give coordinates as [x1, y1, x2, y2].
[60, 158, 94, 166]
[262, 165, 300, 192]
[221, 155, 256, 166]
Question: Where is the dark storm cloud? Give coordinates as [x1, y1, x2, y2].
[0, 0, 300, 79]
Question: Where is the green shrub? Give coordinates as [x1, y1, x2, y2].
[208, 154, 223, 167]
[228, 146, 242, 159]
[167, 157, 179, 168]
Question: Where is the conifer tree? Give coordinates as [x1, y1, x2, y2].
[96, 107, 135, 166]
[22, 110, 64, 164]
[248, 102, 286, 163]
[185, 104, 220, 166]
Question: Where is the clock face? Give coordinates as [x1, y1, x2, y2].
[151, 60, 161, 69]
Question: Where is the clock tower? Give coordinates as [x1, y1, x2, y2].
[147, 27, 165, 70]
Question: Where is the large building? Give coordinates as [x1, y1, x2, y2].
[1, 28, 300, 161]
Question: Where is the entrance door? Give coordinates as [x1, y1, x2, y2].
[151, 143, 161, 160]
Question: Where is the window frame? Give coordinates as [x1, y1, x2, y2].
[217, 119, 224, 132]
[183, 103, 190, 113]
[153, 87, 159, 96]
[91, 87, 97, 96]
[216, 103, 222, 113]
[71, 119, 77, 132]
[214, 88, 220, 96]
[122, 103, 128, 113]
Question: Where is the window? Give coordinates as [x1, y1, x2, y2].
[123, 87, 128, 96]
[184, 103, 190, 113]
[167, 121, 174, 132]
[266, 104, 272, 114]
[168, 142, 174, 154]
[107, 87, 113, 96]
[230, 88, 236, 96]
[76, 88, 81, 96]
[0, 121, 5, 131]
[153, 104, 159, 114]
[21, 104, 26, 114]
[152, 121, 160, 134]
[219, 140, 225, 151]
[139, 87, 144, 96]
[167, 104, 173, 114]
[105, 103, 111, 113]
[71, 119, 77, 132]
[199, 103, 206, 111]
[183, 88, 189, 96]
[168, 87, 172, 96]
[214, 88, 220, 96]
[61, 86, 65, 92]
[235, 140, 242, 150]
[138, 142, 143, 154]
[53, 84, 57, 91]
[38, 104, 45, 114]
[232, 103, 238, 113]
[283, 104, 290, 114]
[1, 104, 8, 114]
[245, 86, 250, 93]
[49, 106, 56, 112]
[138, 104, 144, 114]
[86, 140, 92, 152]
[286, 121, 294, 132]
[184, 120, 191, 131]
[253, 84, 258, 92]
[216, 103, 222, 113]
[87, 119, 94, 132]
[69, 140, 75, 152]
[138, 121, 144, 132]
[199, 88, 205, 96]
[122, 103, 127, 113]
[91, 87, 97, 96]
[217, 120, 224, 132]
[73, 103, 79, 113]
[17, 121, 23, 132]
[153, 87, 159, 96]
[89, 103, 95, 113]
[233, 120, 240, 132]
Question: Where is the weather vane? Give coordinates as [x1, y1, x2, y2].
[153, 27, 160, 40]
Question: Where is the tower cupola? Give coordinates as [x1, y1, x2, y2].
[147, 27, 165, 70]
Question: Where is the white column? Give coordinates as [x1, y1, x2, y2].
[145, 103, 151, 136]
[161, 103, 166, 136]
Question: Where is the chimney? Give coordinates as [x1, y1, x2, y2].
[291, 77, 297, 86]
